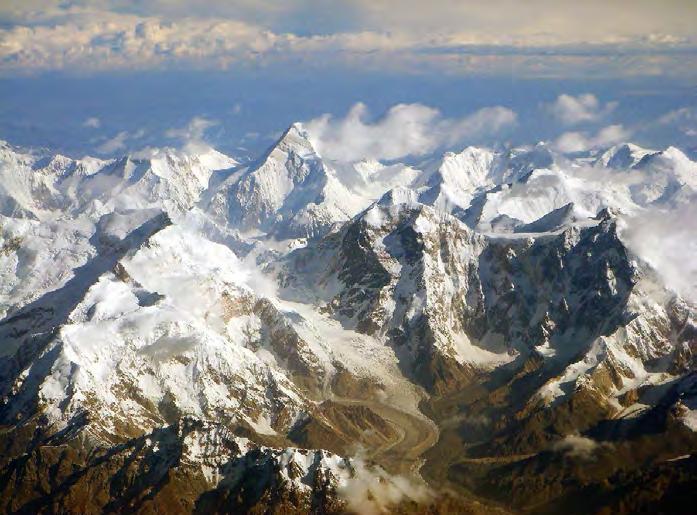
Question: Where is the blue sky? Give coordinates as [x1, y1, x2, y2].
[1, 1, 695, 160]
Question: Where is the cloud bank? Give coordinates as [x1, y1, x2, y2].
[0, 3, 695, 77]
[3, 1, 695, 44]
[305, 102, 516, 161]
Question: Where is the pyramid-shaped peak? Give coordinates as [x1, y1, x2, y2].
[271, 122, 317, 157]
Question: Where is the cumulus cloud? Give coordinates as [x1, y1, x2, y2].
[553, 124, 631, 153]
[305, 102, 516, 161]
[547, 94, 617, 125]
[620, 202, 697, 303]
[83, 116, 101, 129]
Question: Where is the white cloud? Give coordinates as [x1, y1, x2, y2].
[305, 102, 516, 161]
[96, 131, 129, 154]
[95, 128, 145, 154]
[553, 124, 631, 153]
[658, 107, 697, 137]
[336, 454, 431, 514]
[3, 2, 695, 46]
[0, 12, 280, 72]
[620, 202, 697, 303]
[0, 6, 695, 77]
[551, 434, 609, 459]
[547, 94, 617, 125]
[165, 116, 218, 153]
[659, 107, 697, 125]
[83, 116, 101, 129]
[166, 116, 217, 142]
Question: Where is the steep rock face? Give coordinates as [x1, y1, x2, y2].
[280, 191, 496, 391]
[477, 215, 635, 357]
[250, 298, 335, 395]
[515, 285, 697, 445]
[281, 192, 692, 402]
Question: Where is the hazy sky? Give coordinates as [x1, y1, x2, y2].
[0, 1, 695, 159]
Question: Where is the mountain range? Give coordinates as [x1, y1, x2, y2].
[1, 126, 696, 514]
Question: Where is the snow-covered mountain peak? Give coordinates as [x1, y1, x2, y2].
[203, 123, 371, 238]
[376, 185, 421, 208]
[136, 145, 237, 169]
[415, 146, 496, 214]
[0, 143, 243, 223]
[513, 201, 592, 233]
[269, 122, 317, 159]
[34, 154, 78, 176]
[433, 146, 495, 186]
[596, 142, 653, 169]
[502, 142, 557, 177]
[636, 145, 694, 172]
